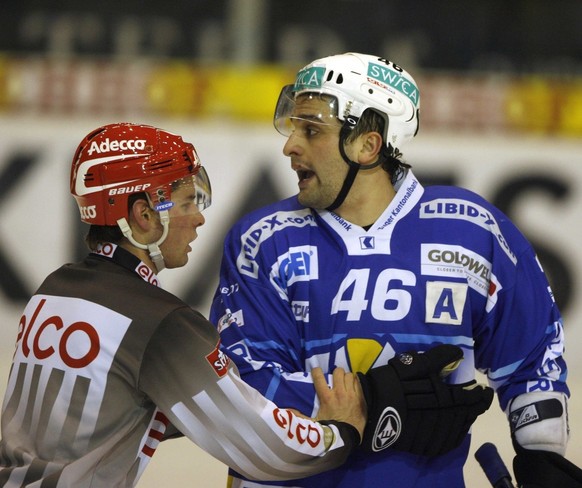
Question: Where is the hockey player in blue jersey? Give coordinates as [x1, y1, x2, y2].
[210, 53, 579, 487]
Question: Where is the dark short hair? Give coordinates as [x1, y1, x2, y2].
[85, 225, 124, 251]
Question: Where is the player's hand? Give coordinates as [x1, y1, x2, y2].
[357, 344, 494, 456]
[313, 367, 367, 442]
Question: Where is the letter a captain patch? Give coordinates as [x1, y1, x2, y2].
[425, 281, 468, 325]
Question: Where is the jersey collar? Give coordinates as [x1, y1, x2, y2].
[91, 242, 162, 287]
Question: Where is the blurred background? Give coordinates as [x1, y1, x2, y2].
[0, 0, 581, 486]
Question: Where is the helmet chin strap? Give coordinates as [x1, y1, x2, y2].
[325, 120, 384, 212]
[117, 210, 170, 272]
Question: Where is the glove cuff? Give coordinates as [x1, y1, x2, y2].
[320, 420, 362, 449]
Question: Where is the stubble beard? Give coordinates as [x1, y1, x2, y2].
[297, 184, 337, 210]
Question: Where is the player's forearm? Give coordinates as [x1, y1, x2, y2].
[166, 372, 359, 481]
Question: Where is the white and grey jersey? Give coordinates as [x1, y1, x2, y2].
[0, 244, 356, 487]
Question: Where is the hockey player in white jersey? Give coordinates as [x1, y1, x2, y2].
[0, 123, 373, 487]
[210, 53, 581, 487]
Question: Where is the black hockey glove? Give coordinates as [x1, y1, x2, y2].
[513, 444, 582, 488]
[357, 344, 494, 456]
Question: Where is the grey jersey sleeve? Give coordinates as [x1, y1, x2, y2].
[138, 306, 356, 481]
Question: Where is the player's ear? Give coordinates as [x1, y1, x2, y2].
[358, 131, 383, 166]
[129, 198, 155, 231]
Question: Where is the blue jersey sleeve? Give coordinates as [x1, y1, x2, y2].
[474, 243, 568, 410]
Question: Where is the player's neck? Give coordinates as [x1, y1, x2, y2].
[119, 241, 159, 274]
[333, 180, 396, 228]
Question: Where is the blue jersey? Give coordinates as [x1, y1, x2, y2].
[210, 170, 568, 488]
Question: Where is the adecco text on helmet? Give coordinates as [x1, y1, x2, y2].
[87, 138, 148, 156]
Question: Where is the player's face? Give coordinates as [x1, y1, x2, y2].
[282, 95, 350, 210]
[159, 178, 206, 269]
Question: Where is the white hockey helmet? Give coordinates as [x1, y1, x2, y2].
[275, 52, 420, 152]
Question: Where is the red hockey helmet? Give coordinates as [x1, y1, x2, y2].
[70, 123, 210, 226]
